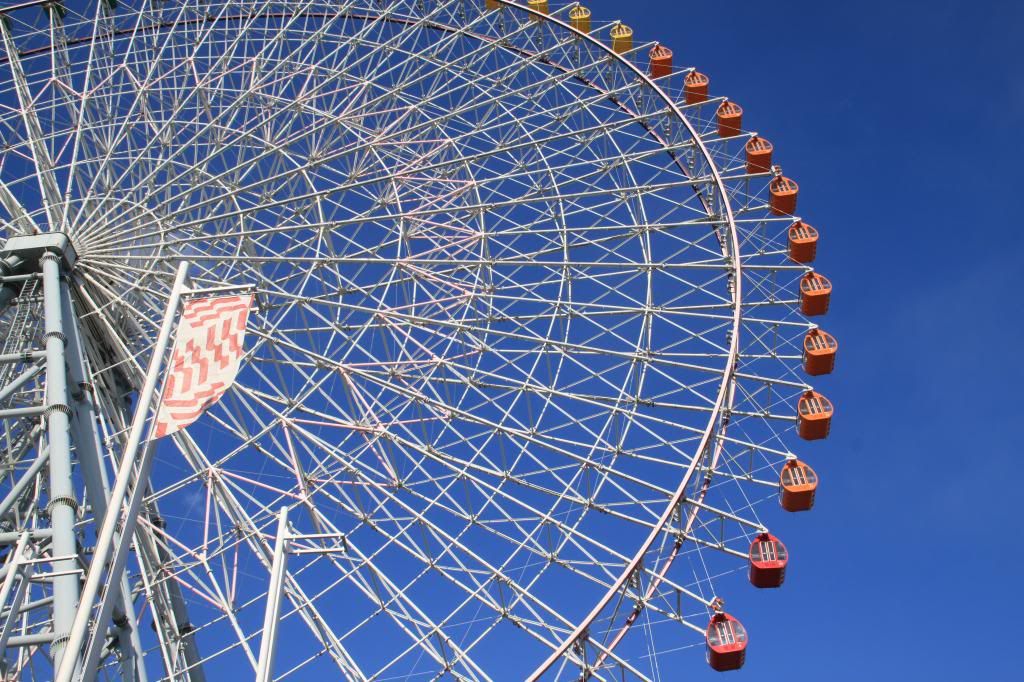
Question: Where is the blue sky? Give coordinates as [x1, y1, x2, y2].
[580, 0, 1023, 678]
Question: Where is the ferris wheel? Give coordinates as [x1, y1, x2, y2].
[0, 1, 837, 680]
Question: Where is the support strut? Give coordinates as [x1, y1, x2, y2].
[40, 252, 80, 675]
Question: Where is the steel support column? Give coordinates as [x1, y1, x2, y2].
[256, 507, 290, 682]
[61, 285, 148, 682]
[40, 252, 80, 675]
[56, 262, 189, 682]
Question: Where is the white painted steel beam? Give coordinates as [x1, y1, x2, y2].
[255, 507, 290, 682]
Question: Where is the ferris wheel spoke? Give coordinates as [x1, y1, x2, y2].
[201, 431, 577, 678]
[216, 350, 704, 536]
[0, 178, 39, 235]
[79, 100, 720, 254]
[0, 20, 64, 232]
[73, 0, 343, 239]
[302, 470, 585, 647]
[70, 1, 131, 203]
[331, 544, 493, 680]
[242, 299, 728, 412]
[362, 444, 712, 675]
[108, 39, 670, 238]
[78, 1, 502, 236]
[255, 481, 475, 680]
[40, 3, 95, 228]
[135, 135, 719, 242]
[157, 428, 370, 679]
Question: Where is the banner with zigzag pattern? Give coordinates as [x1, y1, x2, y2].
[154, 295, 253, 439]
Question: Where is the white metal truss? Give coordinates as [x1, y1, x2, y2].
[0, 1, 829, 680]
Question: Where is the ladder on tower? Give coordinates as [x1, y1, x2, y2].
[1, 277, 39, 354]
[0, 277, 40, 396]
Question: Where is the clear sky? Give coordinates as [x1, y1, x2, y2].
[578, 0, 1023, 678]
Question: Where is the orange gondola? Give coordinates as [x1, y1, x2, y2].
[803, 328, 837, 375]
[569, 4, 591, 32]
[610, 23, 633, 54]
[706, 611, 747, 671]
[649, 44, 673, 78]
[779, 459, 818, 511]
[797, 390, 833, 440]
[749, 533, 788, 588]
[769, 174, 799, 215]
[787, 220, 818, 263]
[684, 71, 709, 104]
[527, 0, 548, 21]
[799, 272, 831, 316]
[745, 136, 773, 173]
[717, 101, 742, 138]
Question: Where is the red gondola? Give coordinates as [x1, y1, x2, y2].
[803, 328, 837, 375]
[797, 390, 833, 440]
[749, 533, 788, 588]
[717, 101, 743, 138]
[780, 459, 818, 512]
[769, 175, 799, 215]
[787, 220, 818, 263]
[684, 71, 709, 104]
[706, 611, 747, 671]
[745, 136, 773, 173]
[649, 44, 672, 78]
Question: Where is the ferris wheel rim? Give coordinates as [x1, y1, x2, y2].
[89, 0, 745, 644]
[0, 2, 825, 679]
[483, 2, 744, 675]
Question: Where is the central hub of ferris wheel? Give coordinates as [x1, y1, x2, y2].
[0, 232, 78, 273]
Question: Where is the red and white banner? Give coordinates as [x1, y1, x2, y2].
[154, 295, 253, 439]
